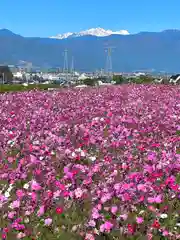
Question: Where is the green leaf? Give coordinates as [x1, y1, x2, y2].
[176, 130, 180, 136]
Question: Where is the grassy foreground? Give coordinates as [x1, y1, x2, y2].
[0, 84, 61, 93]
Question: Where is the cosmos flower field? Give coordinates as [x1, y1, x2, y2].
[0, 84, 180, 240]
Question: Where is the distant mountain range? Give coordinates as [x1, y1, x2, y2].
[50, 27, 130, 39]
[1, 28, 180, 72]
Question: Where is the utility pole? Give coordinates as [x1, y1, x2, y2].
[71, 56, 74, 73]
[70, 56, 75, 84]
[63, 49, 69, 85]
[2, 73, 4, 84]
[104, 46, 115, 82]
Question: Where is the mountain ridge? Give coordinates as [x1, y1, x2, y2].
[1, 28, 180, 72]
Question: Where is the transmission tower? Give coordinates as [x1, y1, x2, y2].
[105, 46, 115, 81]
[63, 49, 69, 83]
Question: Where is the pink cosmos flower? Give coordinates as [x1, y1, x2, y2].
[147, 197, 155, 203]
[56, 207, 63, 214]
[107, 111, 112, 117]
[30, 155, 37, 163]
[155, 195, 163, 203]
[97, 204, 102, 211]
[100, 221, 113, 233]
[148, 195, 163, 204]
[122, 193, 131, 201]
[147, 152, 156, 161]
[74, 188, 83, 198]
[111, 205, 118, 215]
[31, 180, 41, 191]
[162, 230, 169, 237]
[148, 205, 156, 212]
[136, 217, 144, 224]
[137, 184, 147, 192]
[37, 206, 45, 217]
[16, 190, 24, 199]
[2, 234, 6, 239]
[31, 192, 37, 202]
[92, 209, 100, 219]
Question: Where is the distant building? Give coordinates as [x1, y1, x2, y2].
[0, 65, 13, 84]
[169, 74, 180, 84]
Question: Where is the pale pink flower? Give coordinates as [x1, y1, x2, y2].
[53, 190, 61, 198]
[92, 210, 100, 219]
[8, 211, 16, 219]
[11, 200, 20, 209]
[100, 193, 112, 203]
[88, 220, 96, 227]
[44, 218, 52, 226]
[85, 233, 95, 240]
[148, 195, 163, 204]
[120, 214, 128, 220]
[148, 205, 156, 212]
[17, 232, 26, 239]
[100, 224, 105, 232]
[8, 157, 14, 163]
[74, 188, 83, 198]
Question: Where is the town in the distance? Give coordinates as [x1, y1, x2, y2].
[0, 27, 180, 86]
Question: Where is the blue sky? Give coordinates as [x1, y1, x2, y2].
[1, 0, 180, 37]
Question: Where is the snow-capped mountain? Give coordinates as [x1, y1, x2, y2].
[50, 27, 130, 39]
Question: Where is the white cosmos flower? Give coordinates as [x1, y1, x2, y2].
[4, 184, 14, 198]
[4, 191, 10, 198]
[75, 148, 81, 152]
[71, 152, 76, 158]
[160, 214, 168, 219]
[80, 151, 86, 157]
[139, 210, 145, 214]
[89, 156, 96, 162]
[23, 183, 29, 189]
[24, 217, 30, 223]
